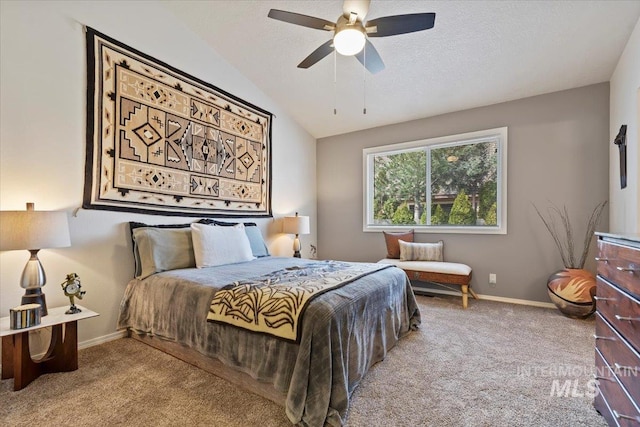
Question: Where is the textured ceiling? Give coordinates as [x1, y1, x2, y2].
[162, 1, 640, 139]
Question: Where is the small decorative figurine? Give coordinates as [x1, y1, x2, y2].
[61, 273, 86, 314]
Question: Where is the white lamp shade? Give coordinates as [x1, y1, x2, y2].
[283, 215, 310, 235]
[0, 210, 71, 251]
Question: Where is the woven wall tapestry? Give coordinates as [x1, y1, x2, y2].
[84, 27, 272, 217]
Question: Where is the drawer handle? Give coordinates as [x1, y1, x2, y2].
[593, 296, 616, 302]
[593, 374, 615, 382]
[616, 266, 640, 272]
[613, 410, 640, 423]
[614, 314, 640, 322]
[613, 362, 638, 372]
[595, 257, 609, 263]
[593, 334, 616, 341]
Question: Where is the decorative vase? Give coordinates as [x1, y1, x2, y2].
[546, 268, 596, 319]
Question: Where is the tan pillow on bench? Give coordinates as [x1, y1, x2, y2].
[399, 240, 444, 262]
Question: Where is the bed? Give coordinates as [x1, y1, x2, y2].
[117, 221, 420, 426]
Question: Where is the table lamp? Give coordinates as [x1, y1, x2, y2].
[283, 212, 310, 258]
[0, 202, 71, 316]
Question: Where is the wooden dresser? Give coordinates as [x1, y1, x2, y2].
[593, 233, 640, 426]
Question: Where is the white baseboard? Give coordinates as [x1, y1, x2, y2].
[79, 330, 127, 350]
[412, 286, 556, 309]
[476, 293, 556, 309]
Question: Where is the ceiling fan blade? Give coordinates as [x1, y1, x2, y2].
[268, 9, 335, 31]
[343, 0, 371, 21]
[355, 39, 384, 74]
[298, 40, 335, 69]
[366, 13, 436, 37]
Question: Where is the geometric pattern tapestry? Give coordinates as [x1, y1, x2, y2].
[83, 28, 272, 217]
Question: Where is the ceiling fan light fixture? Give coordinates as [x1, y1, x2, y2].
[334, 26, 365, 56]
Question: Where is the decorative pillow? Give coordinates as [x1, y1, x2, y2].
[190, 223, 255, 268]
[243, 226, 270, 257]
[129, 221, 192, 277]
[203, 220, 270, 257]
[132, 227, 196, 279]
[399, 240, 444, 262]
[383, 230, 415, 259]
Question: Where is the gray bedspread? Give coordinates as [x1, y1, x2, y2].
[117, 257, 420, 426]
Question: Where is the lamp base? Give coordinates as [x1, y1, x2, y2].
[22, 288, 48, 317]
[292, 235, 302, 258]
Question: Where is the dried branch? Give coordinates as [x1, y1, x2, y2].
[561, 205, 575, 268]
[533, 201, 607, 269]
[533, 204, 571, 268]
[577, 200, 608, 269]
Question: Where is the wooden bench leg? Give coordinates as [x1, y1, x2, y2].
[469, 287, 479, 300]
[461, 285, 469, 309]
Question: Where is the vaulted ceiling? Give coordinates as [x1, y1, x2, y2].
[163, 1, 640, 138]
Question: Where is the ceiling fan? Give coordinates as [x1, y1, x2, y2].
[267, 0, 436, 74]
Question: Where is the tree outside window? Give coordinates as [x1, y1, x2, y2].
[364, 128, 507, 234]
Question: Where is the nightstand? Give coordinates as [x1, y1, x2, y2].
[1, 305, 98, 390]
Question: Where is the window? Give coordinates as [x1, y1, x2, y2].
[363, 127, 507, 234]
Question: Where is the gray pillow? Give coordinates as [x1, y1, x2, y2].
[132, 227, 195, 279]
[244, 225, 270, 257]
[129, 222, 192, 277]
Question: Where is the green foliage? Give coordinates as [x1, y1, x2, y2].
[448, 191, 476, 225]
[485, 202, 497, 225]
[478, 180, 497, 220]
[431, 204, 448, 225]
[372, 141, 498, 227]
[376, 199, 398, 221]
[373, 151, 426, 221]
[373, 168, 390, 220]
[392, 203, 416, 225]
[430, 142, 497, 210]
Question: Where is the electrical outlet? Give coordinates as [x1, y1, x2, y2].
[489, 273, 497, 284]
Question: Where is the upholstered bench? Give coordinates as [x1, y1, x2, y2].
[378, 258, 477, 308]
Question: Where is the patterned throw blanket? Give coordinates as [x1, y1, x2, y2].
[207, 261, 391, 342]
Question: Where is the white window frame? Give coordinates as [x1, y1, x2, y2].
[363, 127, 508, 234]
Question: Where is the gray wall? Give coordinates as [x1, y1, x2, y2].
[317, 83, 610, 303]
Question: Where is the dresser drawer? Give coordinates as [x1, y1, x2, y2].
[595, 277, 640, 353]
[597, 240, 640, 298]
[595, 313, 640, 405]
[594, 348, 640, 427]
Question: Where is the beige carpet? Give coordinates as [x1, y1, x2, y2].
[1, 295, 606, 426]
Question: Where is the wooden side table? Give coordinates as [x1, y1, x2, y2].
[0, 305, 98, 390]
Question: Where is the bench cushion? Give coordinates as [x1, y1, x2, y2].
[378, 258, 471, 276]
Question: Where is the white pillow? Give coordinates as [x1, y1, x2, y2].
[190, 223, 255, 268]
[399, 240, 444, 262]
